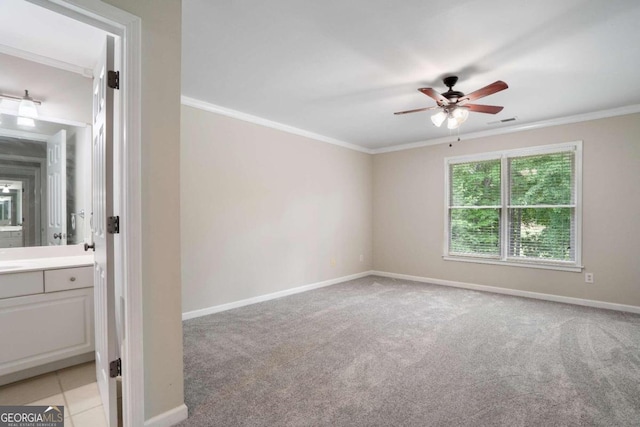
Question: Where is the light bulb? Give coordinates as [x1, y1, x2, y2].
[452, 107, 469, 123]
[2, 186, 9, 194]
[447, 114, 461, 129]
[430, 111, 447, 127]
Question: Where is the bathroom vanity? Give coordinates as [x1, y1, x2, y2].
[0, 226, 23, 248]
[0, 256, 94, 385]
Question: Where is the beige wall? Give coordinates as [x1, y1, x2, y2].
[102, 0, 184, 420]
[373, 113, 640, 307]
[0, 53, 92, 124]
[181, 105, 373, 313]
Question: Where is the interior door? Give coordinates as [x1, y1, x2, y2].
[46, 130, 67, 245]
[92, 35, 118, 427]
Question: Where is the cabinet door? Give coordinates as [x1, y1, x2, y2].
[0, 288, 94, 377]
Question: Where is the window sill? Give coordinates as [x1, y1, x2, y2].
[442, 256, 583, 272]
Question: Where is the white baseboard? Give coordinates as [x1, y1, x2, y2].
[182, 271, 372, 320]
[144, 403, 188, 427]
[371, 270, 640, 314]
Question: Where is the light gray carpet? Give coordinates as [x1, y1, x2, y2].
[180, 275, 640, 426]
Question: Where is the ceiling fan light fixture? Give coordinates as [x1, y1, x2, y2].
[395, 76, 508, 133]
[18, 90, 38, 119]
[431, 110, 447, 127]
[447, 107, 470, 129]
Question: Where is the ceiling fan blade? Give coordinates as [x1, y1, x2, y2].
[418, 88, 449, 106]
[459, 81, 508, 103]
[393, 106, 439, 115]
[466, 104, 504, 114]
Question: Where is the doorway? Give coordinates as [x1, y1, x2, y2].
[0, 1, 143, 426]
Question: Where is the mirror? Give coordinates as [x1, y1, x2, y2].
[0, 114, 91, 248]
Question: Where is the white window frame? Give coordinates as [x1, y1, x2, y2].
[443, 141, 583, 272]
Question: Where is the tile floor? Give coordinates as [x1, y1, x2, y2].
[0, 362, 121, 427]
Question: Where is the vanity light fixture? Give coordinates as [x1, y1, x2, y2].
[0, 90, 42, 125]
[18, 90, 39, 119]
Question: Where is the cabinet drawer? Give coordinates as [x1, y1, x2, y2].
[0, 272, 43, 299]
[45, 266, 93, 292]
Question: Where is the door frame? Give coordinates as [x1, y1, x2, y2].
[26, 1, 144, 426]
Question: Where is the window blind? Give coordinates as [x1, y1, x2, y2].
[449, 159, 501, 257]
[508, 151, 575, 261]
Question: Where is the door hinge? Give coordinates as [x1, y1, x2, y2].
[109, 358, 121, 378]
[107, 216, 120, 234]
[108, 70, 120, 90]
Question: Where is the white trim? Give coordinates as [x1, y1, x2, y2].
[574, 141, 583, 272]
[144, 404, 188, 427]
[445, 141, 581, 164]
[181, 96, 373, 154]
[372, 104, 640, 154]
[442, 256, 583, 272]
[119, 11, 145, 427]
[0, 43, 92, 78]
[27, 1, 146, 426]
[371, 271, 640, 314]
[182, 271, 371, 321]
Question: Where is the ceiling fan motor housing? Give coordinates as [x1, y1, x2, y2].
[442, 76, 464, 102]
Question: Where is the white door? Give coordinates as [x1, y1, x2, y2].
[46, 130, 66, 245]
[92, 36, 118, 427]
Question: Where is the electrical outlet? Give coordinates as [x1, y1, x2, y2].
[585, 273, 594, 283]
[330, 258, 336, 267]
[359, 254, 364, 262]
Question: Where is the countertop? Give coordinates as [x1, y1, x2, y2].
[0, 255, 94, 274]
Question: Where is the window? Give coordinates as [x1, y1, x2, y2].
[444, 142, 582, 271]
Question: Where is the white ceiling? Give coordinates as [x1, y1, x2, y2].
[0, 0, 105, 71]
[2, 1, 638, 151]
[182, 0, 640, 150]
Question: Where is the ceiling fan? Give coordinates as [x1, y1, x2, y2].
[394, 76, 508, 129]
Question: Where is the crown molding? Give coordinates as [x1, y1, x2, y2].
[181, 96, 373, 154]
[371, 104, 640, 154]
[0, 43, 92, 78]
[180, 96, 640, 156]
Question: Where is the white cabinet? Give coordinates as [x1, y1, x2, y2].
[0, 265, 94, 382]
